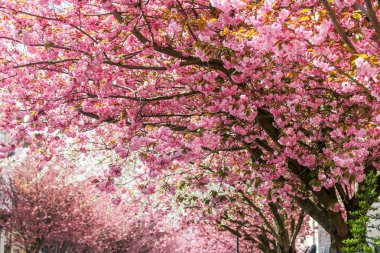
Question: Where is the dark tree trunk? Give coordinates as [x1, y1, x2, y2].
[276, 245, 297, 253]
[296, 197, 350, 253]
[330, 234, 345, 253]
[27, 237, 44, 253]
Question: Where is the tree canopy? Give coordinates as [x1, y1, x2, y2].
[0, 0, 379, 252]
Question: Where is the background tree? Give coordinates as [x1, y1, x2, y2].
[0, 162, 90, 252]
[0, 150, 244, 252]
[170, 168, 310, 253]
[0, 159, 178, 253]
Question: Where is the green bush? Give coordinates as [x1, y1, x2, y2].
[343, 172, 380, 253]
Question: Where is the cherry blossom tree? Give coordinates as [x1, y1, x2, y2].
[0, 163, 88, 252]
[97, 147, 311, 252]
[169, 166, 310, 253]
[215, 195, 308, 253]
[0, 0, 379, 251]
[0, 159, 179, 253]
[0, 143, 15, 159]
[173, 224, 238, 253]
[0, 149, 246, 253]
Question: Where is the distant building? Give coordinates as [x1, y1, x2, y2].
[0, 230, 26, 253]
[306, 220, 330, 253]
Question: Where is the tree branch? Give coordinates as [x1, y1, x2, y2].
[320, 0, 358, 53]
[14, 59, 79, 69]
[77, 108, 118, 123]
[256, 108, 281, 145]
[88, 90, 200, 102]
[364, 0, 380, 43]
[290, 211, 305, 246]
[103, 60, 167, 70]
[320, 55, 373, 98]
[131, 26, 232, 76]
[238, 190, 280, 241]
